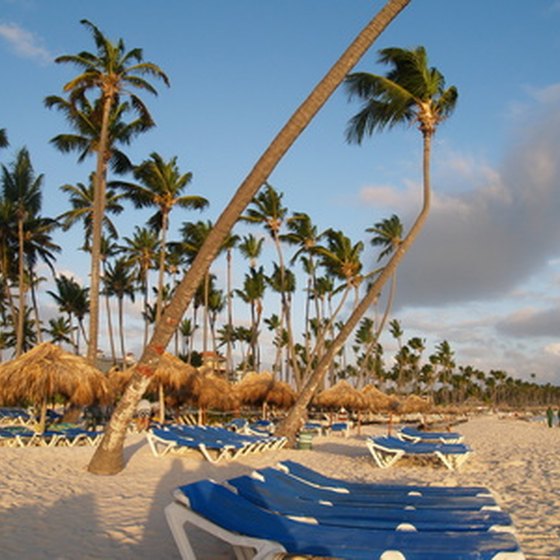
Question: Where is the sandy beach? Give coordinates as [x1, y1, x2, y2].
[1, 414, 559, 560]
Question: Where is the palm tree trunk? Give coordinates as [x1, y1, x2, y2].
[87, 95, 112, 363]
[276, 131, 433, 446]
[16, 218, 25, 356]
[156, 212, 169, 323]
[87, 0, 411, 475]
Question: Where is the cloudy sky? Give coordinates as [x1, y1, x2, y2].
[1, 0, 560, 383]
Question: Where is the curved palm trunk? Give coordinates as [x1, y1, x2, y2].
[276, 131, 433, 446]
[87, 0, 411, 475]
[87, 96, 112, 363]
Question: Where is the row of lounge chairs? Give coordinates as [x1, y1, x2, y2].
[0, 425, 103, 447]
[145, 424, 287, 463]
[165, 460, 525, 559]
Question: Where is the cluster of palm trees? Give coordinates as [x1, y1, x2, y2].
[2, 2, 556, 475]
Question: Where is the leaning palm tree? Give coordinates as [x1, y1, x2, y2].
[88, 0, 411, 475]
[47, 19, 169, 363]
[276, 45, 458, 444]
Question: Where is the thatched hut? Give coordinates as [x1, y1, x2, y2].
[0, 342, 109, 433]
[109, 352, 196, 423]
[234, 372, 296, 418]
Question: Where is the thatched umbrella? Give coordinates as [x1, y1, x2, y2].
[109, 352, 196, 423]
[314, 380, 368, 411]
[361, 384, 401, 413]
[171, 369, 238, 424]
[400, 394, 432, 414]
[0, 342, 109, 433]
[314, 380, 369, 433]
[234, 371, 296, 418]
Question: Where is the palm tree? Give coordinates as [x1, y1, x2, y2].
[103, 257, 136, 365]
[367, 214, 403, 339]
[235, 266, 267, 371]
[114, 153, 208, 322]
[1, 148, 44, 356]
[120, 226, 159, 348]
[58, 175, 124, 251]
[48, 19, 169, 363]
[0, 128, 8, 148]
[282, 212, 321, 364]
[277, 44, 457, 443]
[88, 0, 411, 475]
[47, 275, 90, 354]
[44, 316, 75, 347]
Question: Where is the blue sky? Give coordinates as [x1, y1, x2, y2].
[1, 0, 560, 384]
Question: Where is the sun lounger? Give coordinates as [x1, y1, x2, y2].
[277, 459, 491, 497]
[244, 467, 497, 511]
[146, 425, 286, 463]
[328, 421, 351, 437]
[0, 407, 34, 426]
[166, 478, 525, 559]
[227, 472, 514, 532]
[367, 435, 472, 470]
[146, 427, 243, 463]
[399, 425, 464, 444]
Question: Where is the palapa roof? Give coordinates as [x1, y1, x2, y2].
[0, 342, 109, 406]
[361, 384, 397, 412]
[108, 352, 196, 398]
[314, 380, 368, 411]
[400, 394, 432, 413]
[172, 370, 238, 411]
[234, 371, 296, 409]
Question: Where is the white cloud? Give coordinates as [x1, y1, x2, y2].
[0, 21, 51, 64]
[391, 98, 560, 308]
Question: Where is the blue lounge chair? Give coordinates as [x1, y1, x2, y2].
[277, 459, 491, 497]
[0, 407, 34, 426]
[399, 425, 464, 444]
[166, 479, 525, 560]
[245, 467, 497, 511]
[367, 435, 472, 470]
[227, 473, 514, 532]
[146, 427, 243, 463]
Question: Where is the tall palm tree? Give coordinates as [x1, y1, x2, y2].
[48, 19, 169, 363]
[47, 275, 90, 354]
[58, 175, 124, 251]
[88, 0, 411, 475]
[121, 226, 159, 348]
[282, 212, 321, 363]
[45, 316, 75, 347]
[1, 148, 44, 356]
[277, 44, 457, 443]
[114, 153, 208, 322]
[0, 128, 8, 148]
[103, 257, 136, 365]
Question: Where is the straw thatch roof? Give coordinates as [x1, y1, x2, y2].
[185, 371, 237, 411]
[361, 384, 398, 412]
[0, 342, 109, 406]
[314, 380, 368, 411]
[400, 394, 432, 414]
[108, 352, 196, 398]
[234, 371, 296, 409]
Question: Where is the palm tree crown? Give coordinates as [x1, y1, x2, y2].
[345, 46, 458, 141]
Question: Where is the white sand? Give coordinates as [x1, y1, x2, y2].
[1, 415, 559, 560]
